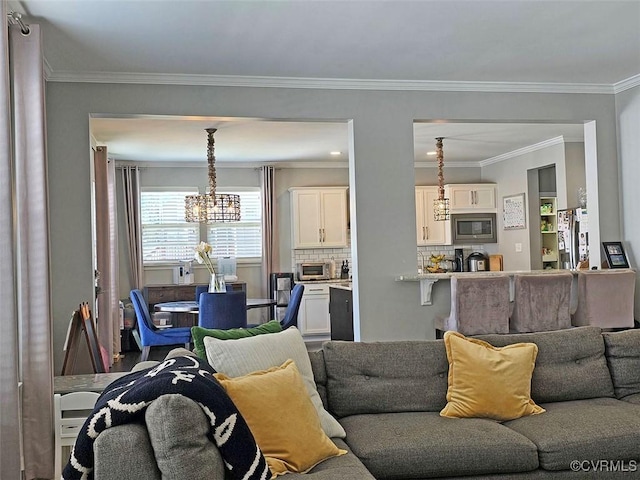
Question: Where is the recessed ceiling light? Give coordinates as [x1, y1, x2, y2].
[330, 151, 341, 156]
[427, 151, 437, 156]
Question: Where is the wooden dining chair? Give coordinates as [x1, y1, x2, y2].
[198, 291, 247, 330]
[54, 391, 101, 480]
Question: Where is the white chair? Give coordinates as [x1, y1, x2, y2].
[54, 391, 101, 480]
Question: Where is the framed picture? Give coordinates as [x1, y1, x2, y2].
[602, 242, 630, 269]
[503, 193, 526, 230]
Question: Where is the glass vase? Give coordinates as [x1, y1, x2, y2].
[209, 273, 226, 292]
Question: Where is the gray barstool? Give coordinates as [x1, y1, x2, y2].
[572, 270, 636, 329]
[435, 275, 511, 337]
[510, 273, 573, 333]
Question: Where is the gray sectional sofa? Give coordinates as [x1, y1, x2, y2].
[93, 326, 640, 479]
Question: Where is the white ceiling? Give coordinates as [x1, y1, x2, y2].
[13, 0, 639, 165]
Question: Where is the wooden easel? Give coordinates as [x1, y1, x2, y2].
[61, 303, 106, 375]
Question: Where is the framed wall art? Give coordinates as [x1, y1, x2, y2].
[503, 193, 526, 230]
[602, 241, 630, 269]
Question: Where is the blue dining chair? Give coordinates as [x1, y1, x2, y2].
[198, 291, 247, 330]
[129, 289, 192, 362]
[281, 284, 304, 330]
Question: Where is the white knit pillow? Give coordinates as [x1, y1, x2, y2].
[204, 327, 346, 439]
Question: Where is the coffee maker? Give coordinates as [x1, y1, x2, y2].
[453, 248, 464, 272]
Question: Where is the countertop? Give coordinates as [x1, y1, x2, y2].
[395, 269, 581, 282]
[297, 279, 352, 290]
[395, 268, 636, 282]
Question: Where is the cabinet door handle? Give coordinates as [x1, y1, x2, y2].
[322, 229, 326, 242]
[319, 228, 322, 242]
[425, 226, 429, 239]
[472, 191, 476, 204]
[422, 226, 426, 240]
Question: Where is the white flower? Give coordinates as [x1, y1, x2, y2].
[194, 242, 215, 275]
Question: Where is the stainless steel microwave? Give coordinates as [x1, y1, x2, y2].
[451, 213, 497, 244]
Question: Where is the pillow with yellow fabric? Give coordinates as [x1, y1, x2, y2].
[215, 359, 346, 477]
[440, 331, 545, 421]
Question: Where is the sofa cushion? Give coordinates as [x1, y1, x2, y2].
[204, 327, 346, 438]
[145, 394, 226, 479]
[505, 397, 640, 471]
[308, 349, 329, 409]
[340, 411, 539, 479]
[603, 329, 640, 399]
[279, 439, 375, 480]
[441, 331, 544, 421]
[477, 326, 614, 403]
[323, 340, 448, 417]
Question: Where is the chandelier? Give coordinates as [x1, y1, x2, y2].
[433, 137, 450, 221]
[185, 128, 241, 223]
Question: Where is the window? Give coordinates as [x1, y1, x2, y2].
[141, 189, 200, 264]
[208, 190, 262, 259]
[140, 188, 262, 264]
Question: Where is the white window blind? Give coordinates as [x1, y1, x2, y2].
[208, 190, 262, 259]
[141, 189, 200, 263]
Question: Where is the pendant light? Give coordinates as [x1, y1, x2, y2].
[185, 128, 241, 223]
[433, 137, 450, 221]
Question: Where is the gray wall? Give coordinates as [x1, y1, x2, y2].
[482, 142, 567, 271]
[46, 82, 621, 372]
[616, 85, 640, 320]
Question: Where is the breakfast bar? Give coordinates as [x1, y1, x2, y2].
[395, 269, 581, 306]
[396, 268, 636, 336]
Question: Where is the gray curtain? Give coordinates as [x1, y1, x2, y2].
[0, 4, 21, 479]
[121, 165, 143, 289]
[94, 147, 120, 368]
[260, 165, 276, 297]
[1, 17, 54, 479]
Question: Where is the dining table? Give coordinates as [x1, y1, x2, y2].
[154, 298, 276, 313]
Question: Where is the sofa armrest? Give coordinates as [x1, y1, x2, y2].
[94, 423, 160, 480]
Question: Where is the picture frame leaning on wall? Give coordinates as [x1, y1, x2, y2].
[602, 241, 630, 269]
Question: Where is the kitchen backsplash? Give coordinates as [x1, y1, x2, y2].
[417, 245, 487, 271]
[292, 247, 352, 268]
[292, 245, 487, 274]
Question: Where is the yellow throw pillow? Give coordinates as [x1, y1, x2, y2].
[440, 331, 545, 421]
[215, 359, 346, 477]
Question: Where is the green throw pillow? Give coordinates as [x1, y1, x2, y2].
[191, 320, 283, 359]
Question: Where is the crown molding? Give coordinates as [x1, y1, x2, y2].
[44, 69, 617, 95]
[613, 73, 640, 94]
[114, 160, 349, 169]
[479, 136, 565, 167]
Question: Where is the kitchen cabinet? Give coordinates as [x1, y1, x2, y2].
[290, 187, 348, 249]
[415, 186, 451, 245]
[329, 286, 353, 341]
[297, 283, 331, 336]
[445, 184, 497, 212]
[540, 196, 559, 269]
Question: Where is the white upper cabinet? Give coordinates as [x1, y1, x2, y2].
[290, 187, 348, 249]
[445, 184, 497, 212]
[415, 186, 450, 245]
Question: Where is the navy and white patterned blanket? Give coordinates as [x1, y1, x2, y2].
[63, 355, 271, 480]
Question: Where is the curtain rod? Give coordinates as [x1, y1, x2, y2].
[7, 12, 30, 35]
